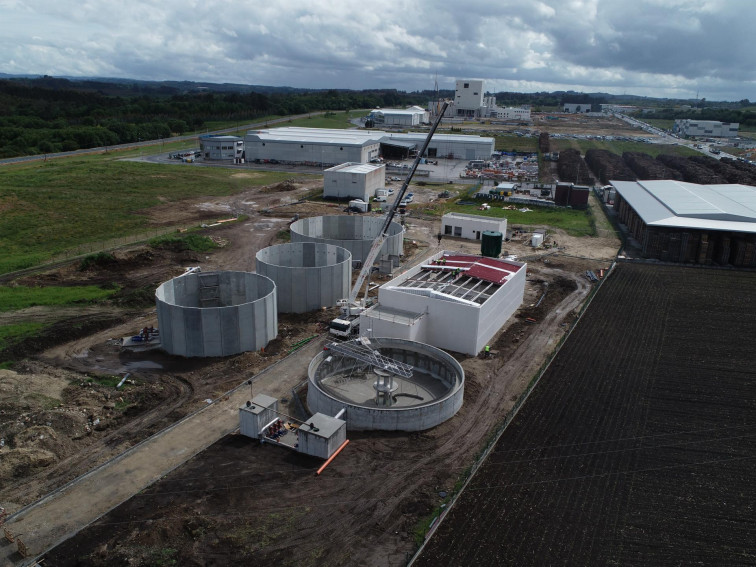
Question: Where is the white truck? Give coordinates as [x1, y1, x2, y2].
[329, 315, 360, 338]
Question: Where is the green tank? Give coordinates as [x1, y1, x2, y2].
[481, 231, 503, 258]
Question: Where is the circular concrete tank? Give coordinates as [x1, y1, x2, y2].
[307, 337, 464, 431]
[156, 271, 277, 357]
[256, 242, 351, 313]
[289, 215, 404, 264]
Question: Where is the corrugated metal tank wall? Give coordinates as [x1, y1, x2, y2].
[290, 215, 403, 264]
[256, 242, 351, 313]
[155, 271, 277, 357]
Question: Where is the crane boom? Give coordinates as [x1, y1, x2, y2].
[347, 101, 449, 306]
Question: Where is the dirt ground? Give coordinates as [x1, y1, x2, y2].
[0, 174, 620, 566]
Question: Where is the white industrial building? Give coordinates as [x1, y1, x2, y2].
[244, 127, 494, 164]
[361, 251, 526, 355]
[673, 119, 739, 138]
[245, 127, 381, 165]
[367, 106, 428, 127]
[454, 79, 485, 117]
[323, 162, 386, 201]
[441, 212, 507, 240]
[199, 135, 244, 160]
[563, 103, 594, 113]
[483, 97, 531, 121]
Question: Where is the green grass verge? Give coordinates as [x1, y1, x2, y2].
[0, 285, 118, 312]
[443, 201, 595, 236]
[494, 134, 539, 152]
[278, 110, 368, 129]
[0, 322, 45, 351]
[0, 155, 303, 274]
[636, 118, 675, 130]
[149, 233, 218, 253]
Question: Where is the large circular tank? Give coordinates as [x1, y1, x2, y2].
[289, 215, 404, 264]
[156, 271, 277, 357]
[256, 242, 351, 313]
[307, 337, 464, 431]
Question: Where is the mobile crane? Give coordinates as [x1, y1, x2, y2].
[329, 101, 449, 337]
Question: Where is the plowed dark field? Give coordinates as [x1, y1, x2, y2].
[415, 263, 756, 566]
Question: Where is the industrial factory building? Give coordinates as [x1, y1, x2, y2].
[441, 212, 507, 240]
[361, 251, 526, 355]
[244, 127, 382, 164]
[612, 179, 756, 266]
[563, 102, 596, 114]
[367, 106, 428, 126]
[199, 135, 244, 161]
[244, 127, 494, 165]
[673, 119, 739, 138]
[323, 162, 386, 201]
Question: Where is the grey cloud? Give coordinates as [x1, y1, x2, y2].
[0, 0, 753, 100]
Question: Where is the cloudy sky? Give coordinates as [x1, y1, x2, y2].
[1, 0, 753, 101]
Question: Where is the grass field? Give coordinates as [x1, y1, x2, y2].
[494, 135, 539, 153]
[0, 285, 117, 312]
[0, 155, 306, 273]
[443, 201, 595, 236]
[636, 118, 675, 130]
[283, 110, 368, 129]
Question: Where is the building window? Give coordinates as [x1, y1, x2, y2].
[301, 144, 304, 148]
[454, 226, 462, 237]
[464, 83, 469, 88]
[444, 225, 452, 235]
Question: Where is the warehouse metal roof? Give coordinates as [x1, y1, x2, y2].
[245, 127, 494, 148]
[372, 107, 426, 116]
[324, 162, 385, 174]
[612, 180, 756, 233]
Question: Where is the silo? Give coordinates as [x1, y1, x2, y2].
[255, 242, 351, 313]
[289, 215, 403, 264]
[481, 231, 503, 258]
[156, 271, 277, 357]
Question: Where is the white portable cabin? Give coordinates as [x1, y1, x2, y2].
[441, 212, 507, 240]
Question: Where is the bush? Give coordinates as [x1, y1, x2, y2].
[79, 252, 117, 271]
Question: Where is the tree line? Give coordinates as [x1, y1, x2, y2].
[0, 79, 431, 158]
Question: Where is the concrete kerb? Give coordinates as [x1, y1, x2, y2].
[7, 333, 328, 566]
[407, 261, 618, 565]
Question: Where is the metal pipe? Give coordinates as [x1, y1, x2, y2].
[334, 408, 346, 420]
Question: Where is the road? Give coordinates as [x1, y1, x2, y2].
[0, 336, 328, 567]
[614, 112, 738, 160]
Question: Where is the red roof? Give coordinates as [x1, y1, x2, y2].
[436, 255, 521, 285]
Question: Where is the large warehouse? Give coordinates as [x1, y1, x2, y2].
[673, 119, 739, 138]
[244, 127, 494, 166]
[367, 106, 428, 126]
[612, 179, 756, 266]
[360, 251, 526, 355]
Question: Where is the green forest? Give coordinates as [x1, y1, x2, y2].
[0, 79, 431, 158]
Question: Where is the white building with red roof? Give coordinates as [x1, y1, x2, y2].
[360, 251, 526, 355]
